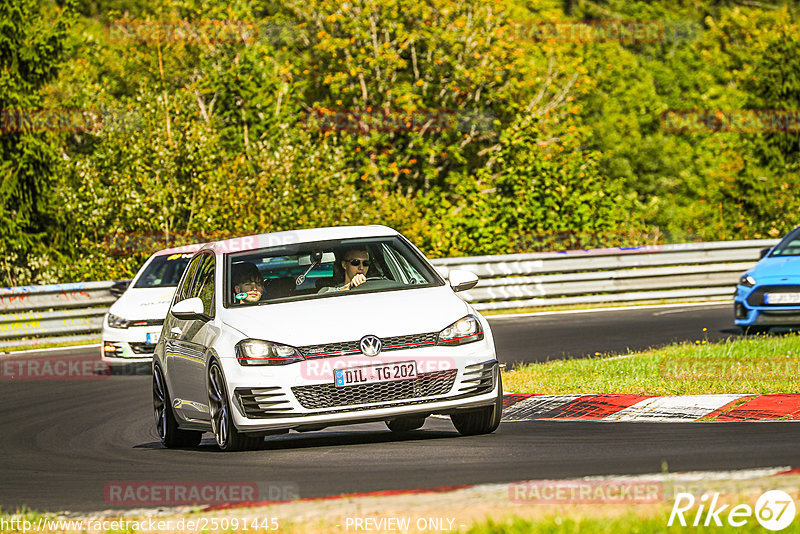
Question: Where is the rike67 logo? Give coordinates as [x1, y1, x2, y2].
[669, 490, 796, 531]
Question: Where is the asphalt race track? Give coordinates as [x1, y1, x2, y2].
[490, 302, 741, 366]
[1, 303, 798, 513]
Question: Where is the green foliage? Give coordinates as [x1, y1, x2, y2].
[0, 0, 73, 284]
[2, 0, 800, 284]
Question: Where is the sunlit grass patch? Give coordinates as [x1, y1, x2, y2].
[502, 331, 800, 395]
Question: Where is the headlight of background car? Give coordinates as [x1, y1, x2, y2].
[107, 313, 130, 329]
[235, 339, 305, 366]
[739, 274, 756, 287]
[437, 315, 484, 346]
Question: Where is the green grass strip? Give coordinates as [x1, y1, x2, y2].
[503, 331, 800, 395]
[462, 513, 800, 533]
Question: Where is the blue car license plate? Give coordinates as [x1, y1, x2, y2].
[765, 293, 800, 305]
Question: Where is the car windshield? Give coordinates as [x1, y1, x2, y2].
[225, 236, 442, 307]
[133, 253, 193, 288]
[769, 227, 800, 257]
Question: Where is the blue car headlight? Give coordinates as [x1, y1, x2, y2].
[739, 274, 756, 287]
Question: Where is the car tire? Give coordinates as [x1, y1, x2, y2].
[386, 416, 426, 432]
[153, 366, 203, 448]
[744, 325, 770, 335]
[450, 374, 503, 436]
[207, 361, 263, 452]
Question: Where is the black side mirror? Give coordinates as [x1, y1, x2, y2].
[759, 247, 771, 260]
[110, 279, 131, 297]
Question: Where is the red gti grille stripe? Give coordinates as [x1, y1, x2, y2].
[384, 341, 436, 349]
[307, 350, 361, 357]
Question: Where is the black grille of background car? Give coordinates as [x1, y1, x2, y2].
[128, 319, 164, 327]
[291, 369, 457, 409]
[456, 361, 497, 396]
[298, 332, 438, 358]
[746, 285, 800, 307]
[235, 387, 295, 418]
[128, 343, 156, 355]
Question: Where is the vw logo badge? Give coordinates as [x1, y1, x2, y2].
[360, 335, 382, 357]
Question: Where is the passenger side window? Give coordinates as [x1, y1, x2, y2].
[190, 254, 215, 317]
[175, 254, 202, 304]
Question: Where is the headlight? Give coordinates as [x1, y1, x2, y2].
[739, 274, 756, 287]
[437, 315, 484, 346]
[107, 314, 130, 329]
[235, 339, 305, 366]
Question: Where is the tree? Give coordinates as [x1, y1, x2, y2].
[0, 0, 73, 285]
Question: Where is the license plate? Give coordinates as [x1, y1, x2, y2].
[765, 293, 800, 304]
[334, 361, 417, 387]
[145, 332, 160, 345]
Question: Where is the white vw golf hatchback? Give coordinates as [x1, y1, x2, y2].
[153, 226, 502, 451]
[102, 245, 202, 363]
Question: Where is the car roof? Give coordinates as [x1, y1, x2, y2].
[200, 225, 400, 255]
[153, 242, 206, 256]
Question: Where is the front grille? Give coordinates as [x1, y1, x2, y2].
[457, 361, 497, 395]
[298, 332, 438, 358]
[747, 285, 800, 307]
[291, 369, 457, 409]
[129, 342, 156, 355]
[235, 387, 295, 418]
[755, 311, 800, 325]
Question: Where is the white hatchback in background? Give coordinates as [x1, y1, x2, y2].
[102, 244, 202, 364]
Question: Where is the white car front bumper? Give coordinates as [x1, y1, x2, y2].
[223, 355, 500, 433]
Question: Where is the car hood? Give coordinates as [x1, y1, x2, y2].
[752, 256, 800, 282]
[220, 286, 470, 346]
[109, 287, 178, 320]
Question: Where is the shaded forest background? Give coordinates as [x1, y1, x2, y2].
[1, 0, 799, 285]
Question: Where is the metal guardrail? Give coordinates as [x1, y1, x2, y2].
[429, 239, 779, 311]
[0, 239, 779, 349]
[0, 282, 119, 349]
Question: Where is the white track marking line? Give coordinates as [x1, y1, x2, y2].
[0, 343, 101, 356]
[487, 301, 730, 320]
[603, 394, 749, 422]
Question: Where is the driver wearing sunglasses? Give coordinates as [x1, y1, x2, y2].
[318, 248, 371, 293]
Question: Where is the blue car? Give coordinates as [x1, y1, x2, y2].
[735, 225, 800, 334]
